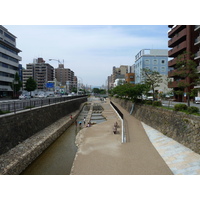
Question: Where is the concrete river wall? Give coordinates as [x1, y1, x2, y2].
[0, 97, 87, 175]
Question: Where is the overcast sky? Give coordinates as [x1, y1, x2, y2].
[4, 25, 169, 87]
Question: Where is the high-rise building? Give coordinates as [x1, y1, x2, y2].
[134, 49, 168, 84]
[168, 25, 199, 101]
[55, 64, 75, 93]
[194, 25, 200, 97]
[0, 25, 22, 97]
[23, 58, 54, 90]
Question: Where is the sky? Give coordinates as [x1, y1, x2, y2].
[4, 25, 169, 87]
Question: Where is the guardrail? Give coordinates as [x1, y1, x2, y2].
[0, 95, 88, 115]
[110, 101, 126, 143]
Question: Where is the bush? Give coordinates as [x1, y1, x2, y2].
[152, 101, 162, 107]
[145, 100, 153, 105]
[187, 106, 199, 114]
[174, 104, 188, 111]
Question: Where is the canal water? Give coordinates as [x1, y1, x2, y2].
[21, 103, 106, 175]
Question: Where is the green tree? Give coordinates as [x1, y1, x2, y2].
[25, 77, 37, 97]
[174, 51, 199, 107]
[11, 72, 22, 98]
[142, 68, 163, 101]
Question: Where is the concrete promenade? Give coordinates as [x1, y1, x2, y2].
[71, 98, 174, 175]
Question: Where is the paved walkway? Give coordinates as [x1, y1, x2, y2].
[71, 98, 174, 175]
[142, 123, 200, 175]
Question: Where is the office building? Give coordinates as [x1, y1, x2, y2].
[0, 25, 22, 97]
[135, 49, 168, 84]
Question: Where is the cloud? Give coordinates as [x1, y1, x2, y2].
[5, 25, 168, 86]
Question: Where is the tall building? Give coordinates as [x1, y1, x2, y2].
[112, 65, 129, 83]
[135, 49, 168, 84]
[194, 25, 200, 97]
[168, 25, 199, 101]
[55, 64, 76, 93]
[0, 25, 22, 97]
[23, 58, 54, 90]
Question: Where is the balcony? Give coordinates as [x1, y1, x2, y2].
[168, 58, 177, 67]
[194, 36, 200, 46]
[194, 50, 200, 60]
[168, 79, 187, 88]
[168, 28, 186, 47]
[194, 25, 200, 31]
[168, 25, 185, 38]
[168, 41, 187, 57]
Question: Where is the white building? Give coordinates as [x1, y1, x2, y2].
[0, 25, 22, 97]
[135, 49, 168, 84]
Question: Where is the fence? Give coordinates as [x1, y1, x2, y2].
[0, 95, 87, 114]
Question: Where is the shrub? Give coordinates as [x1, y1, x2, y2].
[174, 104, 188, 111]
[152, 101, 162, 107]
[187, 106, 199, 114]
[145, 100, 153, 105]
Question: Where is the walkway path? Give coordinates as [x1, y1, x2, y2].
[71, 98, 173, 175]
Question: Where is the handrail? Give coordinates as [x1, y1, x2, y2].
[110, 101, 126, 143]
[0, 95, 88, 115]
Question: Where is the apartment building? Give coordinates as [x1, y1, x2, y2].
[0, 25, 22, 97]
[112, 65, 128, 83]
[23, 58, 54, 90]
[194, 25, 200, 97]
[55, 64, 76, 93]
[168, 25, 199, 101]
[135, 49, 168, 84]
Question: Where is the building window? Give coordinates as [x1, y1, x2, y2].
[145, 59, 150, 65]
[153, 66, 158, 71]
[161, 59, 166, 64]
[161, 66, 166, 72]
[153, 59, 158, 65]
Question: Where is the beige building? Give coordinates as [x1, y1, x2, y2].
[55, 64, 76, 93]
[23, 58, 54, 90]
[112, 65, 129, 83]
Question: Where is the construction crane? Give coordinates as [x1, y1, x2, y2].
[49, 59, 64, 65]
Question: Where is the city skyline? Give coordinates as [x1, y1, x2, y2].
[5, 25, 168, 87]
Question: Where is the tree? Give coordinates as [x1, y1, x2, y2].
[174, 51, 199, 107]
[142, 68, 163, 101]
[11, 72, 22, 98]
[25, 77, 37, 97]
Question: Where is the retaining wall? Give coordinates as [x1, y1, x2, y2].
[0, 97, 87, 155]
[111, 98, 200, 154]
[0, 100, 86, 175]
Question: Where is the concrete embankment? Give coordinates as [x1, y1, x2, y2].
[0, 102, 86, 175]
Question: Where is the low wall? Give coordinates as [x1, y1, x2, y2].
[111, 98, 200, 154]
[0, 97, 87, 155]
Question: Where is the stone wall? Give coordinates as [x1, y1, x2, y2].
[0, 102, 85, 175]
[0, 97, 87, 155]
[111, 98, 200, 154]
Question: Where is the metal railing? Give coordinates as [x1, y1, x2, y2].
[110, 101, 126, 143]
[0, 95, 87, 115]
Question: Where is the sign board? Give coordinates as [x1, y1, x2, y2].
[46, 83, 54, 88]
